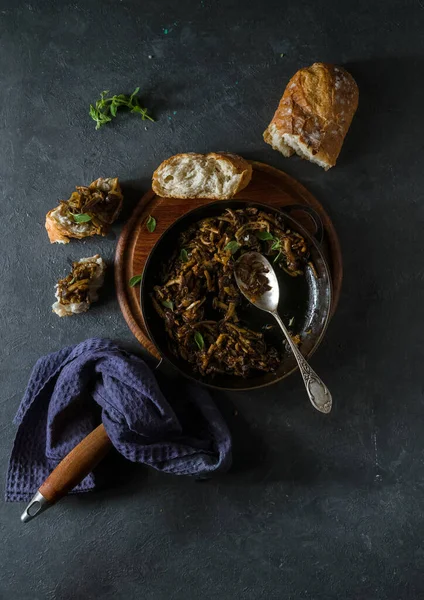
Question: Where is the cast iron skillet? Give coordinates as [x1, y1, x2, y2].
[141, 200, 332, 391]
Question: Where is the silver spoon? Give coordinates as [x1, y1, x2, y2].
[235, 252, 332, 414]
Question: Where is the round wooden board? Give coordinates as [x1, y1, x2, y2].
[115, 161, 343, 361]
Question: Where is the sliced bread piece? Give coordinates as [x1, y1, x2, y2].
[263, 63, 359, 170]
[152, 152, 252, 199]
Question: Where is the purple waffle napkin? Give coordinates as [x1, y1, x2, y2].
[5, 338, 232, 501]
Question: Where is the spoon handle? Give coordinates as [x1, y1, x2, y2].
[272, 313, 332, 414]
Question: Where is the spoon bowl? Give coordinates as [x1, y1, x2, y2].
[234, 252, 280, 312]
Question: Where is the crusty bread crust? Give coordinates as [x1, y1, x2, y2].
[152, 152, 253, 199]
[263, 63, 359, 169]
[45, 211, 71, 244]
[45, 210, 95, 244]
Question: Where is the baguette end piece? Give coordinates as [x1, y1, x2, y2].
[263, 62, 359, 170]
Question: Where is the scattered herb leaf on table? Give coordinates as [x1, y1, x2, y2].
[89, 88, 155, 130]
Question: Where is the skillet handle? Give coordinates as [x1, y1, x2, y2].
[21, 424, 112, 523]
[280, 204, 324, 245]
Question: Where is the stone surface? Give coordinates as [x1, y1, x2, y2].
[1, 0, 424, 598]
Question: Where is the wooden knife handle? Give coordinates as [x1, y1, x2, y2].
[39, 424, 113, 504]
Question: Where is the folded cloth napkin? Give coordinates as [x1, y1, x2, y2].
[5, 338, 232, 501]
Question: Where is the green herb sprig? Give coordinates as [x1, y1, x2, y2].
[89, 88, 155, 130]
[255, 230, 283, 263]
[270, 239, 283, 264]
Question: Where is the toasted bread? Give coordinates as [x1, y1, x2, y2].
[46, 178, 123, 244]
[52, 255, 106, 316]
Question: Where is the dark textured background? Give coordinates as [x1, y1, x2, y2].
[1, 0, 424, 598]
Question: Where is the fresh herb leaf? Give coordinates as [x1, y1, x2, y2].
[273, 250, 282, 264]
[112, 94, 128, 107]
[194, 331, 205, 350]
[180, 248, 189, 263]
[224, 240, 241, 254]
[146, 215, 156, 232]
[129, 274, 142, 287]
[89, 87, 155, 129]
[130, 105, 155, 122]
[89, 92, 113, 130]
[89, 104, 97, 120]
[269, 237, 283, 263]
[129, 86, 155, 122]
[162, 300, 174, 310]
[256, 230, 274, 241]
[288, 317, 295, 327]
[73, 213, 92, 223]
[129, 87, 140, 104]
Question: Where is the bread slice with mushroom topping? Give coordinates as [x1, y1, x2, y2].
[46, 177, 123, 244]
[52, 255, 106, 317]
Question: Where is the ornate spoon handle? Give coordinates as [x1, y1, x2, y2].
[272, 312, 332, 414]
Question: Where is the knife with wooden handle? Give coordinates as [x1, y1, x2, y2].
[21, 424, 113, 523]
